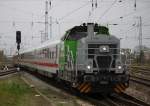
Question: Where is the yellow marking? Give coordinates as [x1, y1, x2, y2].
[116, 85, 124, 92]
[80, 84, 89, 93]
[120, 84, 126, 90]
[114, 88, 120, 93]
[116, 85, 123, 92]
[80, 83, 90, 93]
[78, 83, 86, 90]
[85, 86, 91, 93]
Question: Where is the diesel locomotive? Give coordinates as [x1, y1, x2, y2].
[14, 23, 129, 94]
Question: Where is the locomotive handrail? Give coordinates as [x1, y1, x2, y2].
[67, 45, 74, 70]
[70, 51, 74, 70]
[77, 48, 122, 50]
[77, 47, 122, 56]
[76, 53, 121, 56]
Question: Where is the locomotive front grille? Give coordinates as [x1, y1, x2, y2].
[96, 56, 111, 69]
[88, 44, 116, 69]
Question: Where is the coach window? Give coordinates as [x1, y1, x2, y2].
[53, 51, 55, 59]
[40, 50, 42, 58]
[51, 51, 53, 59]
[47, 48, 49, 59]
[43, 49, 46, 58]
[45, 49, 48, 58]
[37, 50, 39, 59]
[47, 50, 49, 58]
[52, 51, 54, 59]
[51, 51, 52, 59]
[47, 49, 49, 58]
[53, 52, 55, 58]
[49, 51, 51, 59]
[43, 49, 45, 58]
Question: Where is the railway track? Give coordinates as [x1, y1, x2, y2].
[78, 94, 118, 106]
[131, 66, 150, 70]
[130, 66, 150, 75]
[109, 93, 150, 106]
[130, 66, 150, 87]
[0, 68, 18, 76]
[23, 70, 150, 106]
[130, 75, 150, 87]
[76, 92, 150, 106]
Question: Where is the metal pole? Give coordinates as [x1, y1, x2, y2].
[50, 16, 52, 39]
[45, 0, 49, 41]
[139, 16, 142, 51]
[138, 16, 143, 64]
[40, 31, 44, 43]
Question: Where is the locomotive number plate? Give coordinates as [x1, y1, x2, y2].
[100, 81, 108, 84]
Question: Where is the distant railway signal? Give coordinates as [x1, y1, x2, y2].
[16, 31, 21, 44]
[16, 31, 21, 51]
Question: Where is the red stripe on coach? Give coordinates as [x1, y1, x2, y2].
[33, 62, 58, 68]
[21, 60, 58, 68]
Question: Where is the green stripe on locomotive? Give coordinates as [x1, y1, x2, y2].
[64, 40, 78, 62]
[59, 40, 78, 71]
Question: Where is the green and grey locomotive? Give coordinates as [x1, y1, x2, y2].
[15, 23, 129, 94]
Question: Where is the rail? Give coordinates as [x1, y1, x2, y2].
[109, 93, 150, 106]
[130, 75, 150, 87]
[130, 65, 150, 86]
[0, 68, 18, 76]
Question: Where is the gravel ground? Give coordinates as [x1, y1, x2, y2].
[125, 81, 150, 105]
[21, 71, 93, 106]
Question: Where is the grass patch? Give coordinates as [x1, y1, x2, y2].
[0, 76, 32, 106]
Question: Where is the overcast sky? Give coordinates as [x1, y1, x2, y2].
[0, 0, 150, 55]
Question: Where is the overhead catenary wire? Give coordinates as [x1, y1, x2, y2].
[106, 1, 150, 24]
[1, 1, 89, 27]
[58, 2, 90, 21]
[96, 0, 118, 22]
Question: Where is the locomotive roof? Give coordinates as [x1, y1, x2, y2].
[61, 23, 109, 41]
[20, 39, 60, 54]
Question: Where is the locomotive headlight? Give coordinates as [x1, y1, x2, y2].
[116, 65, 123, 74]
[85, 59, 93, 73]
[116, 60, 124, 74]
[99, 45, 109, 52]
[87, 65, 91, 69]
[118, 65, 122, 69]
[120, 52, 125, 55]
[103, 47, 107, 51]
